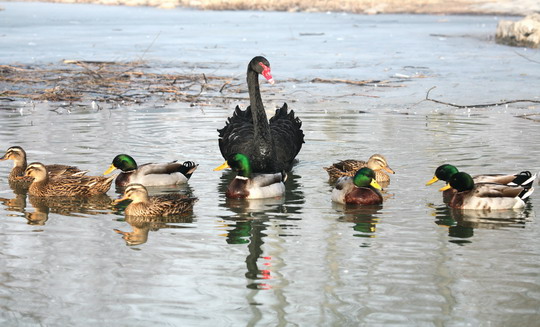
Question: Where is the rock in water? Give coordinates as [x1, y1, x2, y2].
[496, 14, 540, 48]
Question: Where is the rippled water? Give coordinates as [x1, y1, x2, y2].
[1, 2, 540, 326]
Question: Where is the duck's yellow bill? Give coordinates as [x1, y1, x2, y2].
[439, 184, 452, 191]
[103, 164, 117, 175]
[426, 176, 439, 186]
[213, 161, 230, 171]
[370, 179, 382, 190]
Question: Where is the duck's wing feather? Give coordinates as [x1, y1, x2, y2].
[137, 161, 197, 176]
[474, 183, 524, 198]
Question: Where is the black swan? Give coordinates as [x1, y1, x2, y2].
[217, 56, 304, 173]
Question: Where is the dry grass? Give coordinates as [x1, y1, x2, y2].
[7, 0, 520, 15]
[0, 60, 405, 106]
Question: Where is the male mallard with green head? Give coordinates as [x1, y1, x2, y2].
[427, 164, 536, 202]
[331, 167, 383, 205]
[214, 153, 286, 199]
[114, 183, 197, 217]
[440, 172, 529, 210]
[104, 154, 198, 187]
[324, 154, 394, 184]
[25, 162, 114, 197]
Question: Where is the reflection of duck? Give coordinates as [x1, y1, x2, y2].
[427, 164, 536, 202]
[331, 168, 383, 205]
[214, 153, 286, 199]
[25, 162, 114, 197]
[0, 146, 86, 188]
[114, 214, 194, 246]
[104, 154, 198, 187]
[336, 204, 382, 238]
[433, 204, 531, 240]
[114, 183, 197, 217]
[324, 154, 395, 184]
[217, 56, 304, 173]
[441, 172, 529, 210]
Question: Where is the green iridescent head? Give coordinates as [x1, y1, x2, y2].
[226, 153, 252, 178]
[353, 168, 382, 190]
[426, 164, 459, 185]
[104, 154, 138, 175]
[447, 172, 475, 192]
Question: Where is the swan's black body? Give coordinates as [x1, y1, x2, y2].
[218, 56, 304, 173]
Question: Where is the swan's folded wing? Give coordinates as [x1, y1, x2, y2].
[218, 105, 255, 159]
[269, 103, 304, 164]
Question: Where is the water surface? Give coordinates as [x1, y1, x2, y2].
[1, 2, 540, 326]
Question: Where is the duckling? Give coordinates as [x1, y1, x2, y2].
[440, 172, 528, 210]
[214, 153, 286, 199]
[114, 183, 197, 217]
[331, 167, 383, 205]
[324, 154, 395, 184]
[25, 162, 114, 197]
[427, 164, 536, 202]
[104, 154, 198, 187]
[0, 146, 86, 187]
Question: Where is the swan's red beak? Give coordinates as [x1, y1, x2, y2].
[259, 62, 274, 84]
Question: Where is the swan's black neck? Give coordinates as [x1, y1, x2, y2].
[247, 65, 275, 161]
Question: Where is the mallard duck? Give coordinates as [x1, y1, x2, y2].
[25, 162, 114, 197]
[427, 164, 536, 202]
[103, 154, 198, 187]
[214, 153, 286, 199]
[218, 56, 304, 173]
[114, 183, 197, 217]
[331, 167, 383, 205]
[440, 172, 528, 210]
[0, 146, 86, 187]
[324, 154, 395, 184]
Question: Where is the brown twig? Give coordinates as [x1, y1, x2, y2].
[425, 86, 540, 108]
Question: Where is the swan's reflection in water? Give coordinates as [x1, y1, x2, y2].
[216, 170, 304, 291]
[433, 203, 533, 245]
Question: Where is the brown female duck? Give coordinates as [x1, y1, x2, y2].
[324, 154, 394, 184]
[114, 183, 197, 217]
[25, 162, 114, 197]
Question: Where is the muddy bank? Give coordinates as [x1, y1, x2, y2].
[3, 0, 540, 15]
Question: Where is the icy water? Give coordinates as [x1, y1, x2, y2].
[1, 2, 540, 326]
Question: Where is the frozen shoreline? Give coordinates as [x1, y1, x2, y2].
[2, 0, 540, 16]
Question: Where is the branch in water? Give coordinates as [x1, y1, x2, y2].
[425, 86, 540, 108]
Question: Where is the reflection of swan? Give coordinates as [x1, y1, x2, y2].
[114, 214, 194, 246]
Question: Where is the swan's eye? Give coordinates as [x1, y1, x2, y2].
[259, 62, 274, 84]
